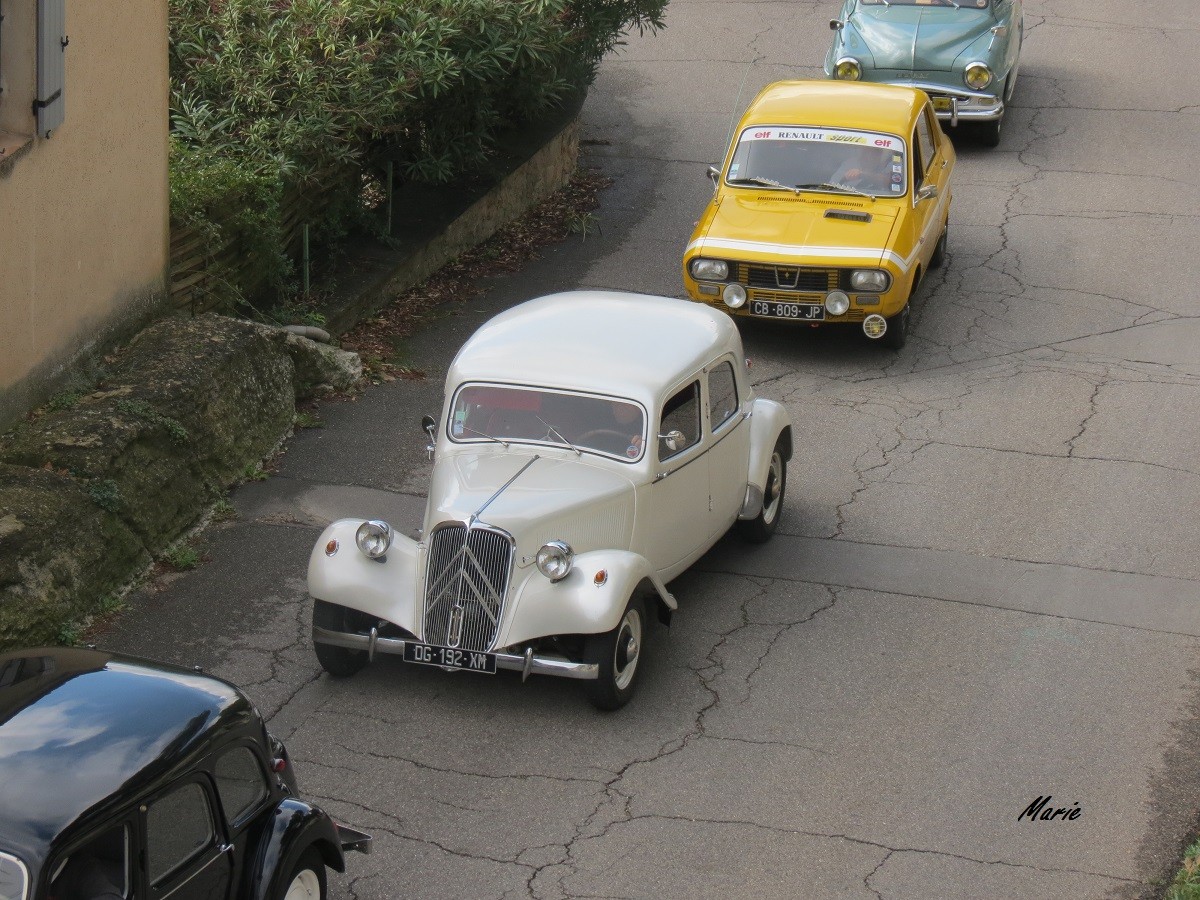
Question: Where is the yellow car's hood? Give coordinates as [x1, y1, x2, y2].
[693, 192, 901, 267]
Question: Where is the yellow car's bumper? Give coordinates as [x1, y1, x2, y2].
[682, 259, 909, 324]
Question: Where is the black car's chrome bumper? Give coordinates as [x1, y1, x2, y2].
[313, 625, 600, 680]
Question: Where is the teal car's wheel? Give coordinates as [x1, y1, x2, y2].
[978, 115, 1002, 147]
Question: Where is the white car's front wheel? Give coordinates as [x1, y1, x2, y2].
[584, 596, 647, 711]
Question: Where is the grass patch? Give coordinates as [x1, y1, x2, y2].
[294, 410, 323, 429]
[1168, 840, 1200, 900]
[211, 498, 237, 522]
[239, 462, 269, 482]
[161, 544, 201, 571]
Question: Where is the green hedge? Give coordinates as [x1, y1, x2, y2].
[169, 0, 668, 304]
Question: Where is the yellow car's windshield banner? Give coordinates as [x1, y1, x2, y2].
[739, 127, 903, 152]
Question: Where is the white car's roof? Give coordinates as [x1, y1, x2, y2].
[448, 291, 741, 403]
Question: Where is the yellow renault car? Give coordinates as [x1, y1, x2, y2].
[683, 80, 954, 348]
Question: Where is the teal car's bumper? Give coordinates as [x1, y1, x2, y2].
[872, 76, 1003, 124]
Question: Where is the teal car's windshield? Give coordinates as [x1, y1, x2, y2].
[861, 0, 989, 7]
[727, 126, 907, 198]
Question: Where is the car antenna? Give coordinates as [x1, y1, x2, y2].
[721, 57, 760, 166]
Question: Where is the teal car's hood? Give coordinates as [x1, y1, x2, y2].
[849, 5, 995, 71]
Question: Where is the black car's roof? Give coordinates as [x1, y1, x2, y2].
[0, 647, 261, 867]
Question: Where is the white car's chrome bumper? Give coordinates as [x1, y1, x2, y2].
[312, 624, 600, 680]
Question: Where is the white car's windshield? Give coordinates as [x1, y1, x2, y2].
[450, 384, 646, 461]
[727, 126, 907, 197]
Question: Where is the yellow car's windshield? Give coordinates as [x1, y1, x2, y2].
[727, 126, 907, 197]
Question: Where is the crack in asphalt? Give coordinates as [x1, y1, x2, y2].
[635, 813, 1145, 885]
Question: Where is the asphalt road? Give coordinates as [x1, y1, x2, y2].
[104, 1, 1200, 897]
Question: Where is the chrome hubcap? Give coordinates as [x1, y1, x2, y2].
[762, 452, 783, 524]
[613, 610, 642, 691]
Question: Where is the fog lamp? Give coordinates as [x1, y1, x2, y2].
[722, 284, 748, 309]
[862, 314, 888, 339]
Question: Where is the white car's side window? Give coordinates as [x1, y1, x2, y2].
[659, 382, 701, 461]
[708, 362, 738, 432]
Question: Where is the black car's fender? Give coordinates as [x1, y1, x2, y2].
[247, 798, 345, 900]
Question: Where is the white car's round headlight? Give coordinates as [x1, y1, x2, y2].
[824, 291, 851, 316]
[850, 269, 891, 292]
[722, 283, 748, 309]
[835, 57, 862, 81]
[690, 258, 729, 280]
[355, 520, 393, 558]
[536, 540, 574, 582]
[964, 62, 992, 90]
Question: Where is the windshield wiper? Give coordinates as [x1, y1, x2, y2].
[460, 426, 509, 448]
[795, 182, 877, 201]
[727, 175, 792, 191]
[536, 416, 580, 456]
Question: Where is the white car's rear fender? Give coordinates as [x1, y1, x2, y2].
[307, 519, 421, 632]
[497, 549, 676, 648]
[742, 399, 792, 519]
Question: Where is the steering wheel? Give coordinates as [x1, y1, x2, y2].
[577, 428, 635, 453]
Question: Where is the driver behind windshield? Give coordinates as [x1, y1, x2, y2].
[829, 144, 899, 194]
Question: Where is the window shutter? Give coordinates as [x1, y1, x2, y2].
[35, 0, 66, 137]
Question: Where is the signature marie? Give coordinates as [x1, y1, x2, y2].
[1018, 796, 1082, 822]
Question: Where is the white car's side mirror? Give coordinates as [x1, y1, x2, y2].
[659, 429, 685, 452]
[421, 414, 436, 460]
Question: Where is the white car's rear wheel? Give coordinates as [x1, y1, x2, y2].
[737, 440, 786, 543]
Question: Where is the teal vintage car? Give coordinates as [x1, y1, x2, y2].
[825, 0, 1023, 146]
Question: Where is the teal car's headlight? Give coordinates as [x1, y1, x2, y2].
[536, 540, 574, 582]
[850, 269, 891, 292]
[964, 62, 993, 90]
[834, 57, 862, 81]
[690, 258, 729, 281]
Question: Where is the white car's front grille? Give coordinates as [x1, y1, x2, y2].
[423, 523, 514, 652]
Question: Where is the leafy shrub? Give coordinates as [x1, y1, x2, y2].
[169, 0, 668, 302]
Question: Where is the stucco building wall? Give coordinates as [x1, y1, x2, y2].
[0, 1, 169, 428]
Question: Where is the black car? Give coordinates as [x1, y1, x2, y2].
[0, 647, 369, 900]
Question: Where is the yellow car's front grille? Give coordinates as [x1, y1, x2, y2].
[737, 264, 838, 292]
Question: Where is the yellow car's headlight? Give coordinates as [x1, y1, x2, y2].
[835, 57, 862, 81]
[964, 62, 992, 90]
[690, 258, 729, 280]
[850, 269, 891, 292]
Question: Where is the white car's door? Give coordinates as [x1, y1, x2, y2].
[705, 358, 751, 537]
[644, 379, 710, 575]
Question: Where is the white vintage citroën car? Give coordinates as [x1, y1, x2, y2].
[308, 291, 792, 708]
